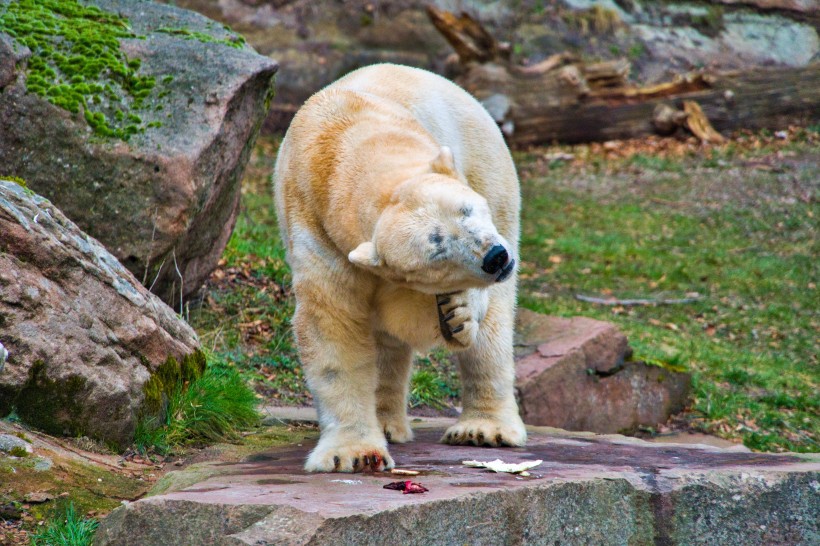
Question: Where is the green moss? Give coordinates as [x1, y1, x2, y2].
[0, 174, 29, 188]
[15, 360, 88, 438]
[0, 0, 168, 141]
[263, 74, 276, 113]
[155, 26, 246, 49]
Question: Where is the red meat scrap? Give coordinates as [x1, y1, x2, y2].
[383, 480, 429, 494]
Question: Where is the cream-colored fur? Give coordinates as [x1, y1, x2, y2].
[274, 64, 526, 473]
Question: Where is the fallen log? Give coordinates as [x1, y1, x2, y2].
[427, 6, 820, 146]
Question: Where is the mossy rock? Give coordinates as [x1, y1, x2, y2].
[0, 0, 246, 141]
[0, 0, 278, 304]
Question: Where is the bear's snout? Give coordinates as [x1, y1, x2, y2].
[481, 244, 510, 275]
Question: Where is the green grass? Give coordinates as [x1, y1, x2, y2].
[29, 503, 97, 546]
[517, 140, 818, 452]
[134, 356, 260, 454]
[409, 348, 460, 409]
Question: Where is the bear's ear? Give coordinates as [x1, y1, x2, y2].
[348, 241, 382, 268]
[430, 146, 457, 177]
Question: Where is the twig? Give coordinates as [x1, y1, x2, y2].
[147, 257, 167, 293]
[172, 247, 184, 315]
[575, 294, 702, 306]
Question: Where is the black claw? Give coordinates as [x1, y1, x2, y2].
[364, 455, 370, 466]
[333, 456, 340, 469]
[384, 430, 392, 441]
[437, 296, 451, 307]
[495, 434, 504, 445]
[438, 306, 454, 341]
[353, 457, 359, 469]
[468, 432, 474, 439]
[451, 324, 465, 334]
[476, 432, 485, 445]
[444, 310, 455, 322]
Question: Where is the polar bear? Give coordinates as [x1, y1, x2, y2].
[273, 64, 526, 472]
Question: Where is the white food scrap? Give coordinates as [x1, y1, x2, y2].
[462, 459, 543, 474]
[390, 468, 420, 476]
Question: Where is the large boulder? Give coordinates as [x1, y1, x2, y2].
[0, 0, 278, 304]
[0, 179, 200, 447]
[515, 309, 692, 434]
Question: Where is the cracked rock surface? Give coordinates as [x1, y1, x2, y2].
[94, 423, 819, 545]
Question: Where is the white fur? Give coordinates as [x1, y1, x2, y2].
[274, 64, 526, 473]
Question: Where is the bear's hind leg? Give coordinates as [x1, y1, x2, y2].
[442, 283, 526, 447]
[293, 287, 395, 473]
[375, 331, 414, 443]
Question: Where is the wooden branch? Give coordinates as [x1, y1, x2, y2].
[425, 6, 506, 64]
[683, 100, 725, 143]
[575, 294, 703, 306]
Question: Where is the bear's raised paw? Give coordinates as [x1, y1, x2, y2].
[436, 292, 480, 349]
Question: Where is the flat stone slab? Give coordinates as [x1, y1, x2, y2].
[95, 424, 819, 545]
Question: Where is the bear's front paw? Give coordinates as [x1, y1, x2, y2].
[441, 416, 527, 447]
[380, 417, 414, 444]
[436, 292, 479, 349]
[305, 439, 395, 473]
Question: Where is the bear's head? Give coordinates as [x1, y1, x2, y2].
[348, 147, 515, 294]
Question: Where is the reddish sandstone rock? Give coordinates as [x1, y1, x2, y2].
[94, 425, 820, 545]
[514, 309, 691, 433]
[0, 180, 199, 446]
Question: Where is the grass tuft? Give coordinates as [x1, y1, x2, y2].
[134, 355, 260, 454]
[29, 503, 97, 546]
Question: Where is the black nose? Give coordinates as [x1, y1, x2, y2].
[482, 244, 509, 274]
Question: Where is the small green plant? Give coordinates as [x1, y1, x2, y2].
[409, 370, 450, 409]
[8, 446, 29, 457]
[690, 6, 725, 37]
[134, 356, 260, 454]
[627, 43, 645, 60]
[30, 503, 98, 546]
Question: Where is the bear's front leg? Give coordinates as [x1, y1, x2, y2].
[442, 282, 527, 447]
[436, 289, 488, 349]
[293, 285, 394, 473]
